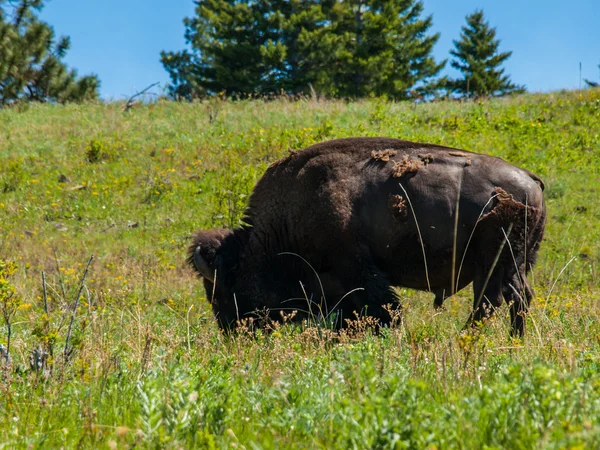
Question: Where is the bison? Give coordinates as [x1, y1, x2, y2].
[189, 138, 546, 336]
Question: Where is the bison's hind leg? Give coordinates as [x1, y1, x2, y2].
[502, 269, 533, 337]
[469, 248, 535, 337]
[469, 187, 545, 337]
[468, 253, 535, 337]
[468, 265, 505, 330]
[504, 199, 545, 337]
[433, 290, 445, 310]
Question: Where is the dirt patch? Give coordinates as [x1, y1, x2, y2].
[481, 187, 528, 223]
[448, 151, 468, 157]
[388, 194, 408, 221]
[418, 153, 434, 165]
[391, 156, 423, 178]
[371, 149, 397, 162]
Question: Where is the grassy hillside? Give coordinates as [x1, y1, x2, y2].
[0, 90, 599, 448]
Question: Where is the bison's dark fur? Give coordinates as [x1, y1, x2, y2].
[189, 138, 546, 336]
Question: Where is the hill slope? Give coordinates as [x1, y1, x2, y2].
[0, 91, 599, 447]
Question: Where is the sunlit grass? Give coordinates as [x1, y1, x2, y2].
[0, 90, 599, 447]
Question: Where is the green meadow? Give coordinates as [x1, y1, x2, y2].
[0, 90, 599, 448]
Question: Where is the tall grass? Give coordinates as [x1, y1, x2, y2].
[0, 90, 598, 448]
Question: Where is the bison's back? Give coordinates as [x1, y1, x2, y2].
[245, 137, 545, 291]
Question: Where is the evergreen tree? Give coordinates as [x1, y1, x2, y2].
[161, 0, 336, 98]
[161, 0, 445, 99]
[447, 10, 524, 98]
[0, 0, 99, 105]
[317, 0, 445, 99]
[269, 0, 337, 93]
[161, 0, 290, 98]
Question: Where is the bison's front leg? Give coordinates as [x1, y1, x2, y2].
[334, 259, 401, 329]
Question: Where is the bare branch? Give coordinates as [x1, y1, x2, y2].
[63, 254, 93, 361]
[123, 82, 160, 113]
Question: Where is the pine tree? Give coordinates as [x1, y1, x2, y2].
[161, 0, 445, 99]
[161, 0, 336, 98]
[268, 0, 337, 94]
[317, 0, 445, 99]
[161, 0, 290, 98]
[448, 10, 524, 98]
[0, 0, 99, 105]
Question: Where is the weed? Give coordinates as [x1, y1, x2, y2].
[142, 171, 173, 204]
[0, 260, 19, 363]
[84, 139, 125, 163]
[0, 158, 26, 193]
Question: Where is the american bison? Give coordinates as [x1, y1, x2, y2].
[189, 138, 546, 336]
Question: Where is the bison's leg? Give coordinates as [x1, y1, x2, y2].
[336, 275, 399, 328]
[433, 289, 446, 310]
[359, 270, 400, 327]
[333, 255, 400, 328]
[502, 269, 533, 337]
[468, 265, 505, 329]
[503, 201, 544, 337]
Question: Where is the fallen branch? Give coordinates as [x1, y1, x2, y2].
[41, 271, 48, 315]
[63, 255, 94, 361]
[123, 82, 160, 113]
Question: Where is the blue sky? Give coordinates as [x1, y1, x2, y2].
[40, 0, 600, 100]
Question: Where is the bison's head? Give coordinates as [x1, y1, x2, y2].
[188, 228, 250, 329]
[188, 227, 301, 330]
[187, 228, 232, 284]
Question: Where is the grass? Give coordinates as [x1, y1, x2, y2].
[0, 89, 599, 448]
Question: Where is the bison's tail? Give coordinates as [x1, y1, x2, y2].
[475, 185, 546, 287]
[524, 194, 546, 273]
[526, 170, 545, 191]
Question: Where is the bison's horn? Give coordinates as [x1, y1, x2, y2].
[193, 246, 215, 283]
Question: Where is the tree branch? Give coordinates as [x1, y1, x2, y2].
[63, 254, 93, 361]
[123, 82, 160, 112]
